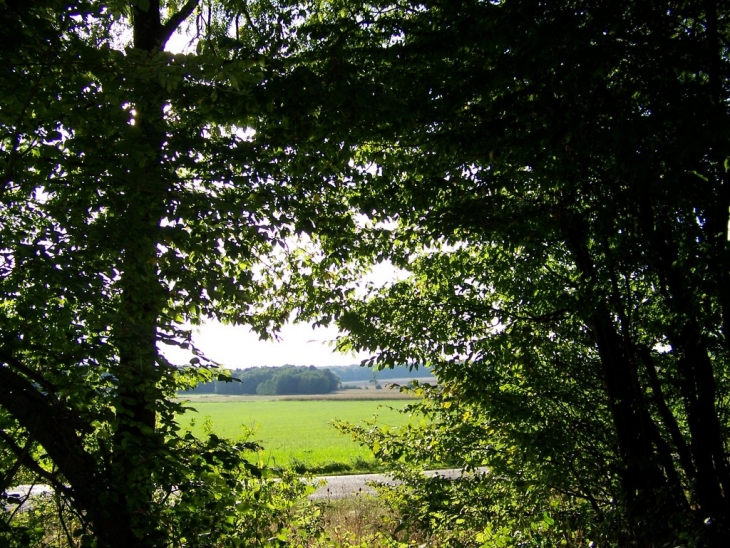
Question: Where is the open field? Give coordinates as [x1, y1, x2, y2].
[177, 395, 419, 473]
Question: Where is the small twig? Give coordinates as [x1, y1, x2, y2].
[57, 495, 77, 548]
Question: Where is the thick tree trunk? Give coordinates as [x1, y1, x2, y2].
[106, 3, 172, 545]
[1, 2, 200, 545]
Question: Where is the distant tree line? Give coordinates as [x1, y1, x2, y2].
[328, 364, 434, 383]
[182, 364, 434, 395]
[183, 365, 341, 395]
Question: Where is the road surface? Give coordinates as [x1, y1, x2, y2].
[308, 468, 477, 500]
[5, 469, 482, 507]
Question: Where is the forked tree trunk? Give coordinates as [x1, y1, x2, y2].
[562, 209, 680, 544]
[641, 206, 730, 544]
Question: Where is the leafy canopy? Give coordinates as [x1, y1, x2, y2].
[285, 1, 730, 546]
[0, 0, 353, 545]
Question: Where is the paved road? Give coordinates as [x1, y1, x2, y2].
[6, 469, 481, 507]
[308, 468, 476, 500]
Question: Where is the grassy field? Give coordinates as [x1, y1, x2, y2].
[177, 394, 418, 473]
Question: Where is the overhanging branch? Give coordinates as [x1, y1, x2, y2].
[0, 364, 100, 512]
[161, 0, 200, 47]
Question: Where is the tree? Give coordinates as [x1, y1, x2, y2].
[287, 0, 730, 545]
[0, 0, 342, 545]
[184, 366, 340, 395]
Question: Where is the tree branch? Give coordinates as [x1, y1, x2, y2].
[0, 430, 35, 493]
[0, 348, 58, 397]
[0, 365, 99, 510]
[0, 430, 65, 495]
[161, 0, 200, 47]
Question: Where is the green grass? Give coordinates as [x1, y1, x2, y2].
[177, 399, 413, 473]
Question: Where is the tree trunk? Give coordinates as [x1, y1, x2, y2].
[646, 226, 730, 542]
[107, 2, 172, 545]
[562, 210, 678, 542]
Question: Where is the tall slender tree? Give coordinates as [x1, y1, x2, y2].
[0, 0, 346, 544]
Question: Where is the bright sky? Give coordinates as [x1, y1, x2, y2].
[162, 262, 403, 369]
[164, 321, 370, 369]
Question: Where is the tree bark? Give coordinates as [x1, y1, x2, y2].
[105, 3, 179, 545]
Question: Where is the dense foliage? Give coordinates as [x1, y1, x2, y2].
[0, 0, 350, 545]
[286, 1, 730, 546]
[5, 0, 730, 547]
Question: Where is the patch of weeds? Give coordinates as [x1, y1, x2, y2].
[317, 462, 354, 474]
[348, 456, 381, 473]
[291, 458, 354, 475]
[304, 493, 411, 547]
[290, 457, 389, 475]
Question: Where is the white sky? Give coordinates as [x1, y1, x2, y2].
[162, 262, 404, 369]
[164, 321, 371, 369]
